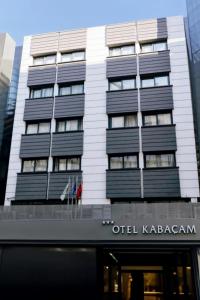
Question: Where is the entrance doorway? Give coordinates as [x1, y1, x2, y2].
[103, 248, 196, 300]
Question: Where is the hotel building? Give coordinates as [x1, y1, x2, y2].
[2, 16, 200, 300]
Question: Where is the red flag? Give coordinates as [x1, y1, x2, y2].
[76, 183, 82, 200]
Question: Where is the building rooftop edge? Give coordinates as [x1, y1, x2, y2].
[23, 15, 185, 40]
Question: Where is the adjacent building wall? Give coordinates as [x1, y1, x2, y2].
[167, 16, 199, 199]
[0, 33, 16, 204]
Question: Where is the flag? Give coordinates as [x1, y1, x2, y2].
[76, 183, 82, 200]
[72, 182, 76, 195]
[70, 182, 77, 198]
[60, 180, 70, 201]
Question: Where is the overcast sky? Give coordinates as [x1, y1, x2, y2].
[0, 0, 187, 45]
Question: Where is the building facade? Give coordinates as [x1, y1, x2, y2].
[186, 0, 200, 178]
[3, 16, 200, 300]
[0, 33, 16, 205]
[5, 16, 200, 205]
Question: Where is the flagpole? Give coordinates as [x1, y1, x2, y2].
[75, 175, 78, 219]
[71, 175, 74, 217]
[80, 178, 83, 218]
[67, 177, 70, 210]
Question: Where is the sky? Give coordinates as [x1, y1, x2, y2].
[0, 0, 187, 45]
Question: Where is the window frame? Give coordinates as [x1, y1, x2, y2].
[29, 86, 54, 99]
[108, 154, 139, 170]
[22, 158, 48, 173]
[61, 50, 86, 63]
[109, 77, 136, 91]
[140, 41, 168, 53]
[144, 152, 176, 169]
[56, 118, 83, 133]
[142, 111, 173, 127]
[58, 82, 84, 96]
[141, 74, 170, 89]
[109, 114, 138, 129]
[53, 156, 81, 172]
[33, 54, 56, 66]
[26, 121, 51, 135]
[109, 44, 136, 57]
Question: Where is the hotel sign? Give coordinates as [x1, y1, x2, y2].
[102, 221, 196, 235]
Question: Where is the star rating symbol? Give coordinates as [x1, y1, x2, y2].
[102, 220, 114, 225]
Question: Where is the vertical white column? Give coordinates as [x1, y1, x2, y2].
[167, 16, 199, 199]
[4, 36, 31, 206]
[82, 26, 109, 204]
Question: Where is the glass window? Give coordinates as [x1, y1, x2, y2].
[125, 115, 137, 127]
[42, 87, 53, 97]
[34, 57, 44, 65]
[32, 89, 41, 98]
[155, 76, 169, 86]
[144, 115, 157, 126]
[110, 47, 121, 57]
[23, 160, 34, 172]
[124, 156, 137, 168]
[109, 81, 122, 91]
[141, 44, 153, 53]
[38, 122, 50, 133]
[121, 45, 135, 55]
[146, 155, 157, 168]
[35, 160, 47, 172]
[57, 121, 66, 132]
[145, 154, 175, 168]
[72, 84, 84, 94]
[111, 116, 124, 128]
[158, 113, 171, 125]
[110, 157, 123, 169]
[154, 42, 167, 51]
[59, 159, 67, 171]
[26, 124, 38, 134]
[33, 55, 55, 65]
[59, 86, 71, 96]
[67, 158, 80, 170]
[72, 51, 85, 61]
[66, 120, 78, 131]
[61, 51, 85, 62]
[62, 53, 72, 63]
[141, 78, 154, 88]
[160, 154, 174, 167]
[44, 55, 56, 64]
[123, 79, 135, 89]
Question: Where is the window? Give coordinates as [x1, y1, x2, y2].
[110, 115, 137, 128]
[141, 75, 169, 88]
[109, 45, 135, 57]
[59, 83, 84, 96]
[56, 119, 82, 132]
[54, 157, 81, 171]
[26, 122, 50, 134]
[33, 55, 56, 65]
[145, 153, 175, 168]
[109, 155, 138, 169]
[143, 112, 172, 126]
[30, 86, 54, 98]
[61, 51, 85, 63]
[22, 159, 48, 173]
[109, 78, 136, 91]
[141, 41, 167, 53]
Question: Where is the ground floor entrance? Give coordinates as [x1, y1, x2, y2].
[0, 245, 198, 300]
[103, 248, 196, 300]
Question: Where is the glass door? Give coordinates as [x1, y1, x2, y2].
[121, 271, 164, 300]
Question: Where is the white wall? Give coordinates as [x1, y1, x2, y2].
[167, 16, 200, 198]
[4, 36, 31, 206]
[82, 26, 109, 204]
